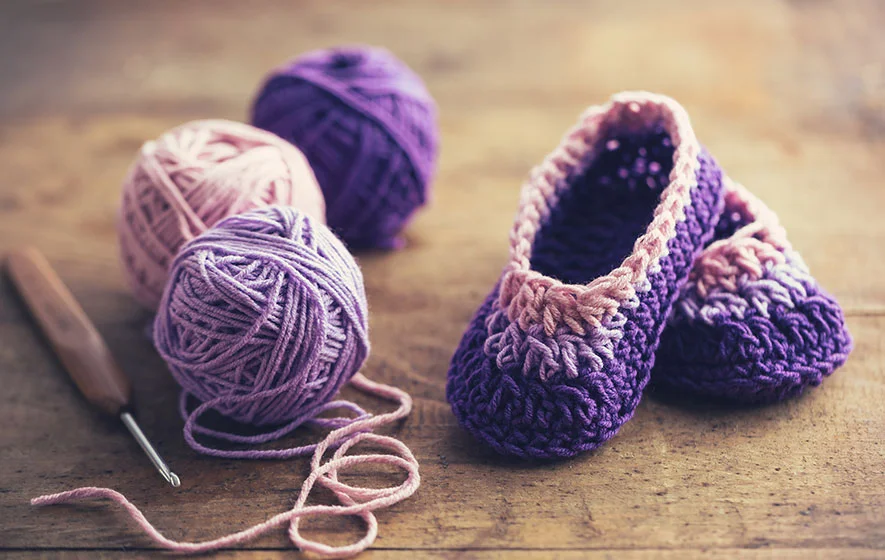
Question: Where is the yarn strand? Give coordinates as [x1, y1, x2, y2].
[178, 393, 372, 458]
[31, 373, 419, 558]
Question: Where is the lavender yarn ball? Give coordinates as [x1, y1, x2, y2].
[153, 206, 369, 430]
[251, 45, 439, 250]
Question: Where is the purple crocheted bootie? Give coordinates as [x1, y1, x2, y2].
[653, 179, 852, 403]
[447, 93, 726, 458]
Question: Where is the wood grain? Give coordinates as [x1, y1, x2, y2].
[0, 0, 883, 558]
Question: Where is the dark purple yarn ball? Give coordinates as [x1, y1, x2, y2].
[251, 45, 439, 250]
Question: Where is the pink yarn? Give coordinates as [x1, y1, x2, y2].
[32, 374, 419, 558]
[117, 119, 325, 310]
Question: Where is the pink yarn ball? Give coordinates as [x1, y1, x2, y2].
[117, 119, 325, 310]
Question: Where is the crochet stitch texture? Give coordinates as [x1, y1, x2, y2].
[447, 93, 725, 458]
[653, 179, 852, 403]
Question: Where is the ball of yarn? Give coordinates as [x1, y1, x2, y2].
[118, 119, 325, 310]
[153, 206, 369, 430]
[251, 45, 439, 250]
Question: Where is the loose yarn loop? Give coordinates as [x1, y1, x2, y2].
[118, 119, 325, 310]
[36, 207, 420, 556]
[251, 45, 439, 250]
[32, 373, 420, 558]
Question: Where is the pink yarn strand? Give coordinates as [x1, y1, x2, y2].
[31, 373, 419, 558]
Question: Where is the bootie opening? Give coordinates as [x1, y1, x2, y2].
[533, 128, 675, 284]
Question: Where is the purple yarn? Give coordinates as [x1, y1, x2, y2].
[251, 46, 439, 250]
[653, 202, 853, 403]
[447, 127, 725, 459]
[153, 206, 370, 458]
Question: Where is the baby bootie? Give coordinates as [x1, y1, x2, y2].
[447, 93, 726, 458]
[653, 179, 852, 403]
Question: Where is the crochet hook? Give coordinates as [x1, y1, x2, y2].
[5, 247, 180, 488]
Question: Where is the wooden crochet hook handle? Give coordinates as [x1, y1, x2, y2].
[6, 246, 132, 416]
[6, 247, 180, 487]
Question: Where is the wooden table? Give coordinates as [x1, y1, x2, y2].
[1, 1, 883, 558]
